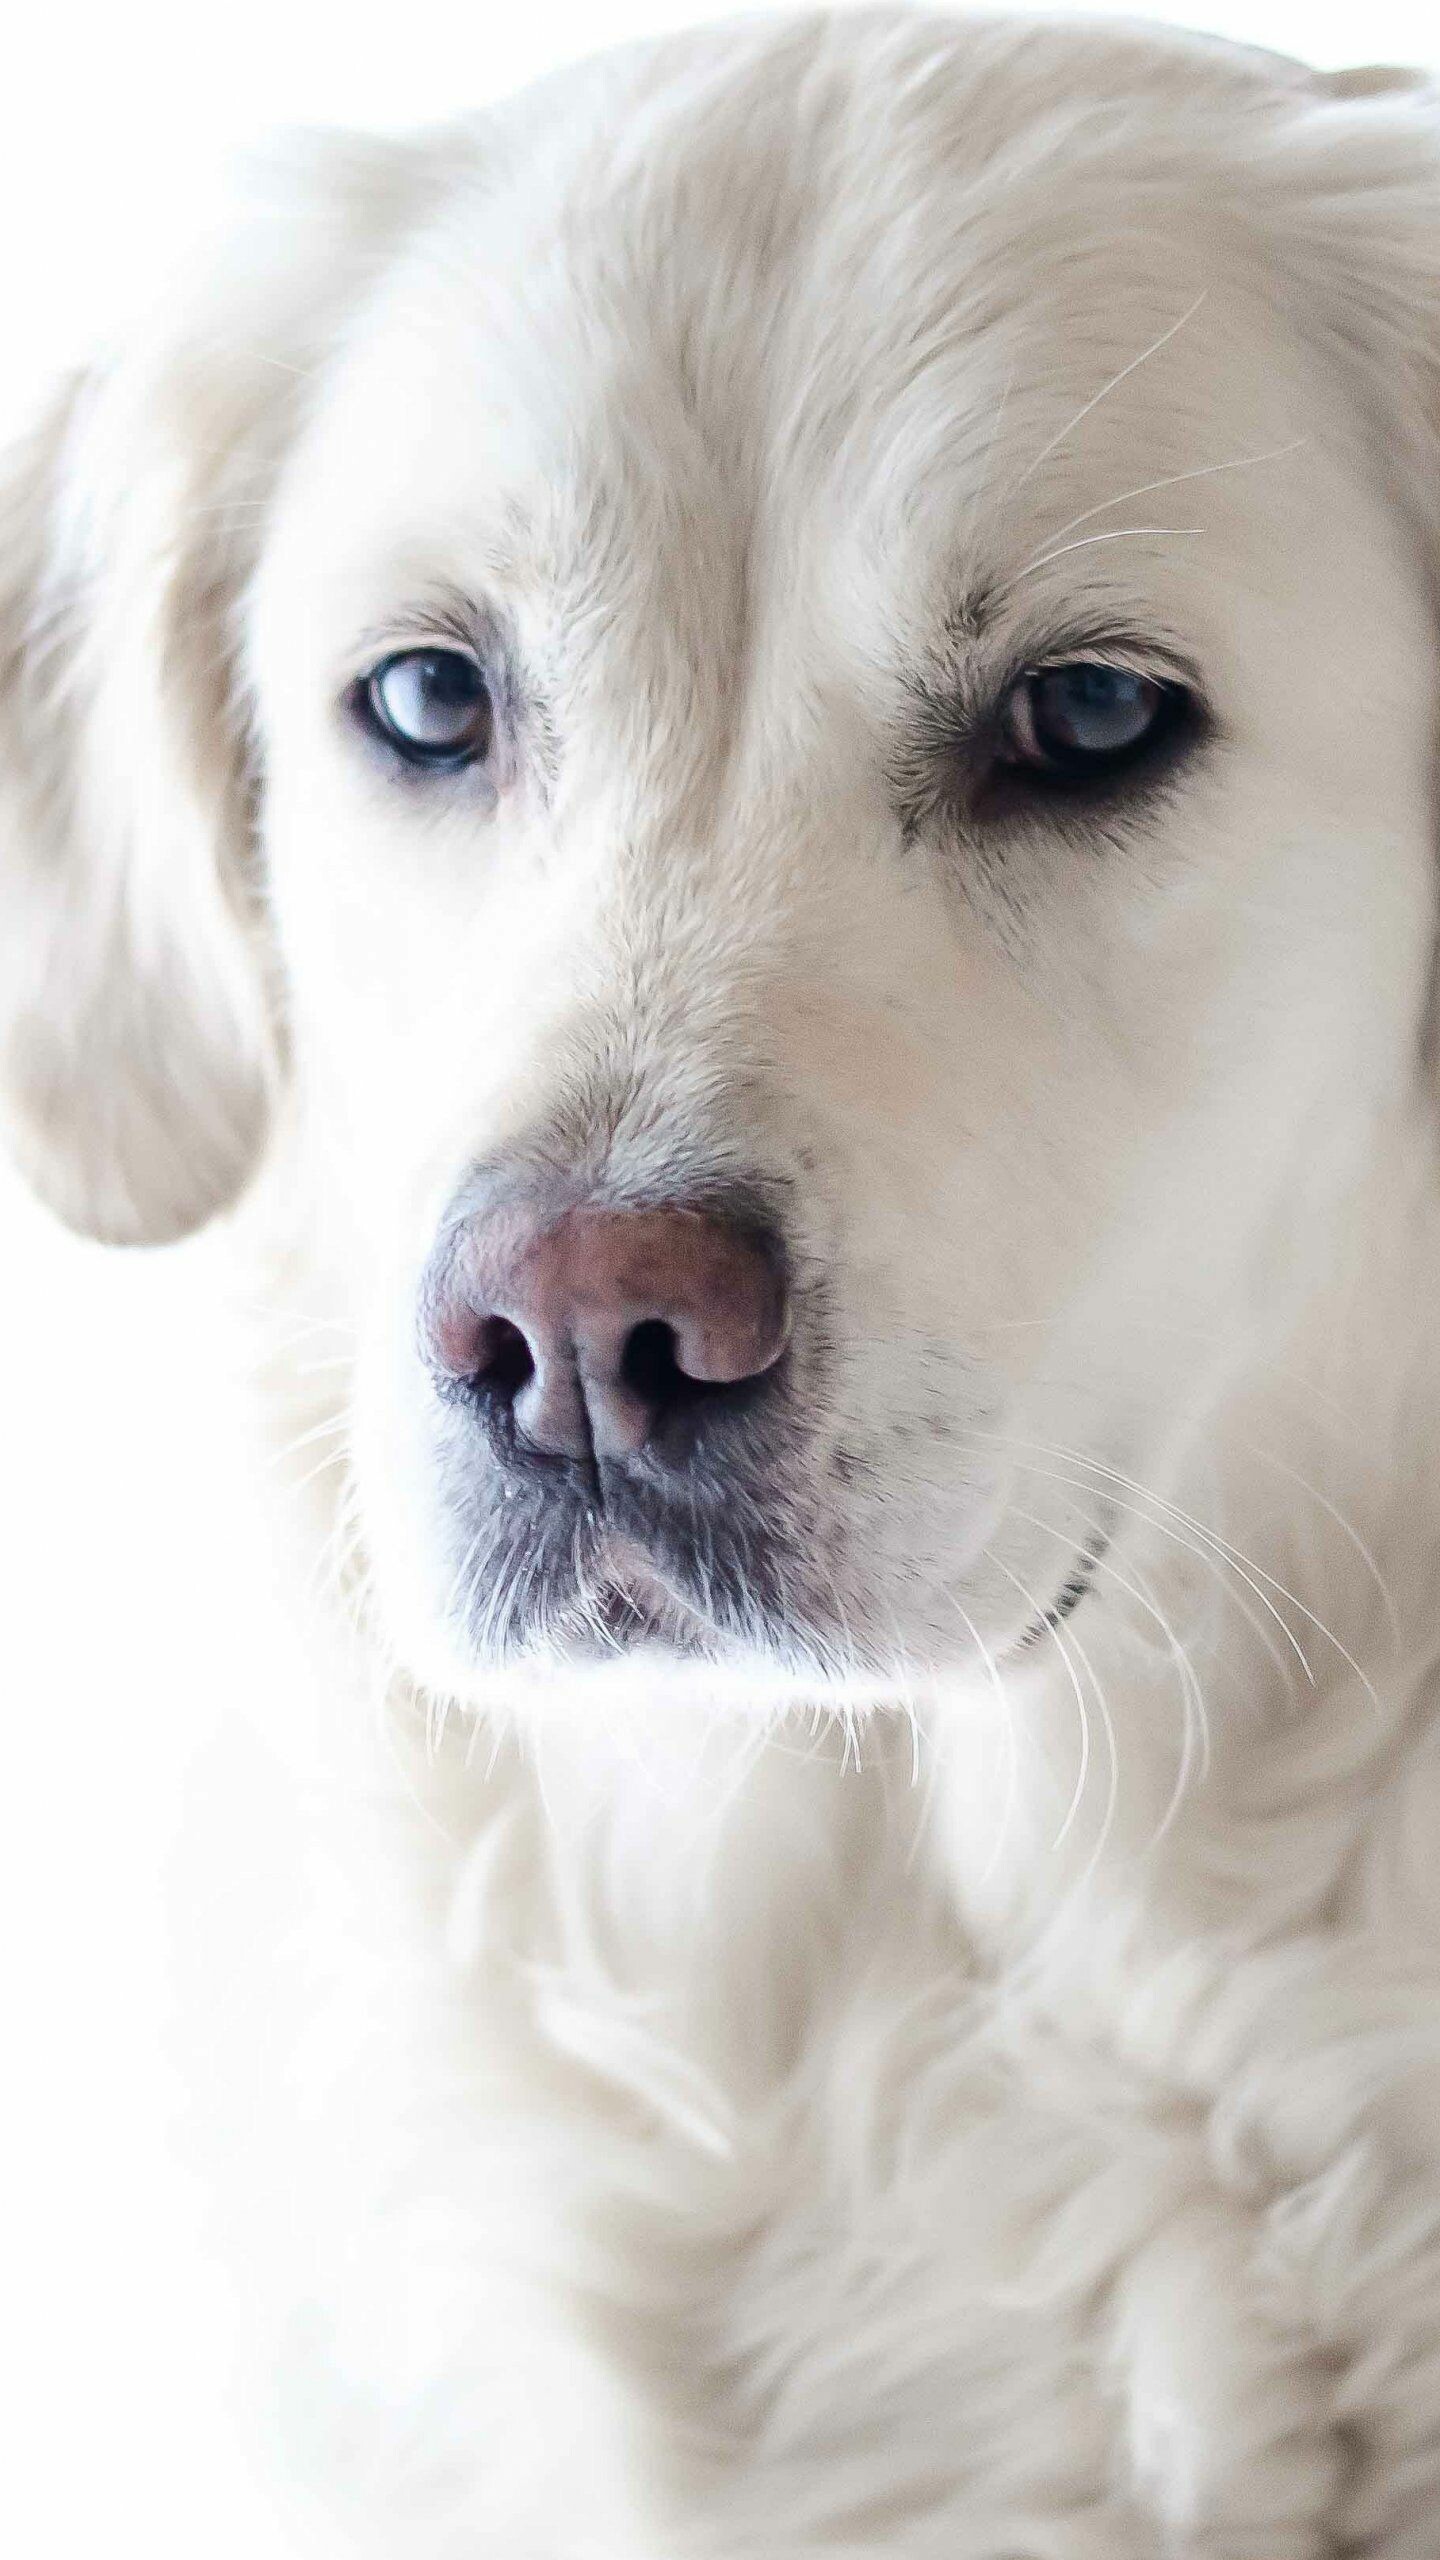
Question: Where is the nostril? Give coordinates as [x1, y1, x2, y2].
[619, 1316, 777, 1420]
[472, 1314, 535, 1401]
[621, 1317, 700, 1410]
[427, 1192, 791, 1466]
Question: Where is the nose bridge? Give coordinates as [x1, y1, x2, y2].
[517, 798, 803, 1191]
[457, 679, 860, 1211]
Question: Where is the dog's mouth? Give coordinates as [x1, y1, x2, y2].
[431, 1367, 1113, 1678]
[440, 1461, 813, 1668]
[440, 1475, 1110, 1681]
[573, 1586, 711, 1659]
[1016, 1532, 1110, 1650]
[577, 1540, 717, 1656]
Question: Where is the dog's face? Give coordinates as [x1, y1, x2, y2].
[4, 14, 1440, 1711]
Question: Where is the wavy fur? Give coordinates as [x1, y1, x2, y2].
[6, 12, 1440, 2552]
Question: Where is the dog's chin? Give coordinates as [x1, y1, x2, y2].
[556, 1544, 720, 1662]
[449, 1529, 858, 1707]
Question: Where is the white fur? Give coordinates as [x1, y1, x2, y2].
[6, 10, 1440, 2551]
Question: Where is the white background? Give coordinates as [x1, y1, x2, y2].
[3, 4, 1437, 2552]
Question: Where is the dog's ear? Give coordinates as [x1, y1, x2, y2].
[1299, 64, 1440, 1093]
[0, 130, 430, 1243]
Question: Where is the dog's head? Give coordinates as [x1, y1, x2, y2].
[4, 13, 1439, 1709]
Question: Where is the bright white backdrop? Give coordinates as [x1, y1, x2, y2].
[3, 4, 1437, 2553]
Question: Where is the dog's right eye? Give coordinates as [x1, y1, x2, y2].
[358, 649, 492, 768]
[998, 664, 1182, 784]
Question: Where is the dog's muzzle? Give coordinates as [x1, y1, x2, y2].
[417, 1168, 814, 1659]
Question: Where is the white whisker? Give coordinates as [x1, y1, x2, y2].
[1007, 289, 1208, 494]
[1009, 1501, 1210, 1848]
[968, 1429, 1318, 1687]
[1033, 436, 1308, 550]
[1239, 1434, 1405, 1656]
[990, 1546, 1120, 1886]
[1014, 523, 1200, 579]
[949, 1594, 1020, 1890]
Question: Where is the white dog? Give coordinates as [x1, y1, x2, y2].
[5, 8, 1440, 2551]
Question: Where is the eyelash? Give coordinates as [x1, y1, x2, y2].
[896, 659, 1206, 833]
[343, 632, 1204, 829]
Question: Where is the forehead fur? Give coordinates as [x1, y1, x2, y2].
[265, 5, 1438, 674]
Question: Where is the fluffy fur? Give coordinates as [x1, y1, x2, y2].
[6, 9, 1440, 2551]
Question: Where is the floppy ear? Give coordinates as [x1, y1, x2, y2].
[0, 129, 431, 1243]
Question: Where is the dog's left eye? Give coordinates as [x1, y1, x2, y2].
[359, 648, 492, 766]
[999, 664, 1180, 781]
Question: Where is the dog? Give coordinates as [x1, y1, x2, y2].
[5, 6, 1440, 2549]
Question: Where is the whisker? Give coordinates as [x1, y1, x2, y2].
[949, 1594, 1021, 1891]
[990, 1546, 1120, 1885]
[978, 1440, 1298, 1695]
[1010, 1535, 1093, 1852]
[1033, 436, 1308, 550]
[967, 1429, 1318, 1686]
[1009, 1500, 1210, 1848]
[1239, 1434, 1405, 1656]
[1006, 290, 1208, 494]
[1022, 1435, 1388, 1726]
[1013, 523, 1200, 580]
[267, 1410, 351, 1473]
[287, 1443, 352, 1499]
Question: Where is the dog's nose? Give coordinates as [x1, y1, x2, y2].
[427, 1197, 791, 1464]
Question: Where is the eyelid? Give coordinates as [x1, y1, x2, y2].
[890, 636, 1209, 836]
[338, 631, 484, 696]
[337, 586, 501, 689]
[1009, 635, 1203, 696]
[954, 633, 1209, 755]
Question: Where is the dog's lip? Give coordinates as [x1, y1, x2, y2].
[560, 1571, 715, 1661]
[587, 1537, 714, 1646]
[595, 1534, 677, 1601]
[1014, 1533, 1109, 1651]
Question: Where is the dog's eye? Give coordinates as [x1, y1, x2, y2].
[999, 664, 1181, 782]
[360, 649, 492, 766]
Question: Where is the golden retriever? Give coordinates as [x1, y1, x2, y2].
[5, 10, 1440, 2551]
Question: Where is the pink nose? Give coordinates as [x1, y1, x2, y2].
[427, 1200, 792, 1463]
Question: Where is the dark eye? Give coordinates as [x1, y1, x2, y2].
[999, 663, 1182, 782]
[360, 648, 492, 766]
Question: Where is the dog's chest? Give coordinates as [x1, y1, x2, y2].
[308, 1734, 1340, 2559]
[333, 1740, 1311, 2560]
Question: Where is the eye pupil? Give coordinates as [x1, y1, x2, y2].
[1004, 661, 1180, 781]
[364, 648, 491, 764]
